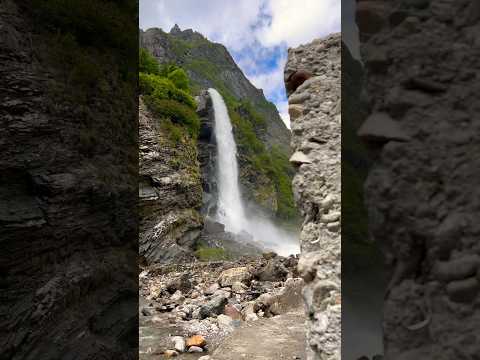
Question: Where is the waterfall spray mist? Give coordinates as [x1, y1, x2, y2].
[208, 88, 299, 256]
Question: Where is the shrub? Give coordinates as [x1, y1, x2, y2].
[145, 97, 200, 138]
[139, 48, 160, 75]
[139, 73, 196, 109]
[167, 68, 190, 91]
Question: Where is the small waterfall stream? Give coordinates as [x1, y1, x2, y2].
[208, 88, 246, 233]
[208, 88, 299, 256]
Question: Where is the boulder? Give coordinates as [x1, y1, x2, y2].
[186, 335, 207, 348]
[199, 295, 228, 319]
[255, 258, 289, 282]
[224, 304, 242, 320]
[166, 273, 192, 294]
[218, 267, 251, 287]
[171, 336, 186, 353]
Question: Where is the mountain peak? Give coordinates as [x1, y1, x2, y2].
[170, 23, 181, 34]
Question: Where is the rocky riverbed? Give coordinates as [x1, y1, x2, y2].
[139, 254, 309, 359]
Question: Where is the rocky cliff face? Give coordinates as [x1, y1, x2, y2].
[285, 34, 341, 359]
[139, 99, 203, 264]
[0, 1, 137, 358]
[357, 0, 480, 358]
[140, 26, 296, 221]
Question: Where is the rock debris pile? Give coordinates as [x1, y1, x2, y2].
[139, 254, 303, 358]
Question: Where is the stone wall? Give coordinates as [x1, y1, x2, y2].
[356, 0, 480, 358]
[285, 33, 341, 360]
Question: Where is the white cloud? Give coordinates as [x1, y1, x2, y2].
[257, 0, 341, 48]
[277, 100, 291, 129]
[139, 0, 340, 128]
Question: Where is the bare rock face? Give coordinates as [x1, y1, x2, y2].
[0, 1, 137, 358]
[357, 0, 480, 358]
[139, 99, 203, 264]
[285, 33, 341, 359]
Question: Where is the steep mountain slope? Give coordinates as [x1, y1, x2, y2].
[140, 25, 297, 222]
[140, 25, 290, 153]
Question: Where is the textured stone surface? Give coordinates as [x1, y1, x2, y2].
[357, 0, 480, 358]
[0, 1, 137, 358]
[285, 33, 341, 360]
[139, 99, 203, 264]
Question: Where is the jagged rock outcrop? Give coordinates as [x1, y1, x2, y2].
[285, 34, 341, 359]
[139, 99, 203, 264]
[357, 0, 480, 358]
[0, 1, 137, 358]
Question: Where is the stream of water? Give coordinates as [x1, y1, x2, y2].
[208, 88, 299, 256]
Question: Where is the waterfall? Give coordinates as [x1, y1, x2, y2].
[208, 88, 246, 233]
[208, 88, 299, 256]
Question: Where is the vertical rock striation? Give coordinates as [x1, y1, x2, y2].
[285, 34, 341, 359]
[357, 0, 480, 358]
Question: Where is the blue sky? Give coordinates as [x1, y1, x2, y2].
[140, 0, 341, 128]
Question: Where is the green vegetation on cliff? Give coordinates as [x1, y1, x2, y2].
[139, 48, 200, 139]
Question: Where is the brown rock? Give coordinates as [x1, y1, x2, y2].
[224, 304, 242, 320]
[286, 70, 312, 95]
[186, 335, 207, 348]
[164, 349, 179, 357]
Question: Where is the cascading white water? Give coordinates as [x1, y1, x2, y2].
[208, 88, 300, 256]
[209, 88, 246, 234]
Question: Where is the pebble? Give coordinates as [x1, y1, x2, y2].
[188, 346, 204, 353]
[164, 350, 179, 357]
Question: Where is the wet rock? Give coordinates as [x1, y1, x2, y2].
[186, 335, 207, 348]
[218, 267, 251, 287]
[199, 295, 228, 319]
[204, 218, 225, 234]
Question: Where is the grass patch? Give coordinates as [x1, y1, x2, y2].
[195, 247, 230, 261]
